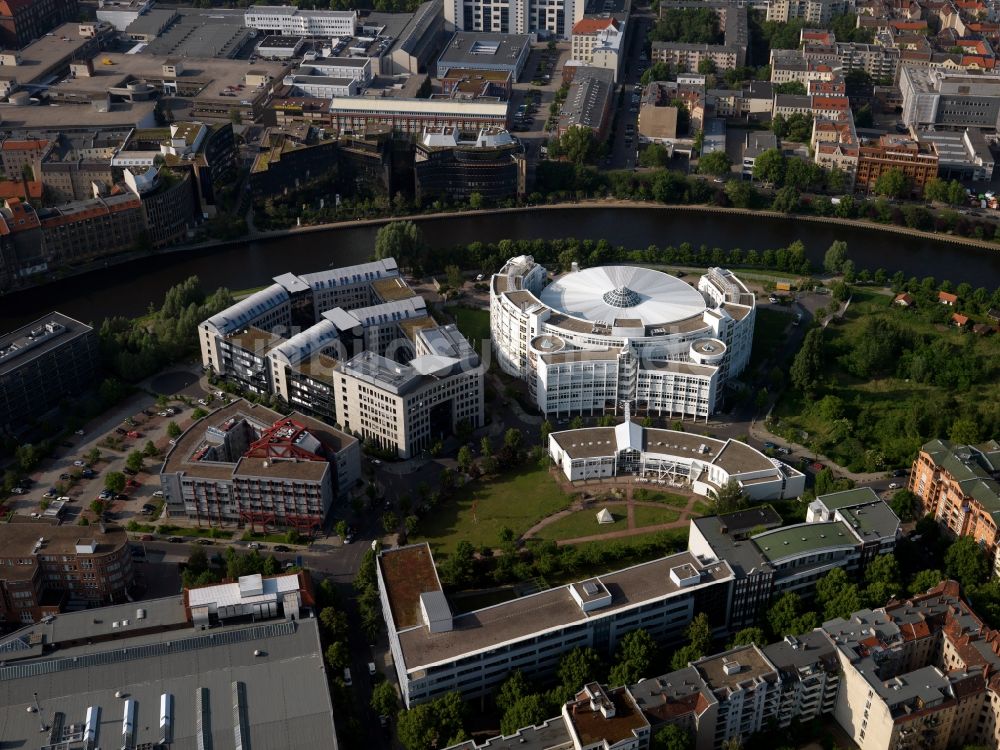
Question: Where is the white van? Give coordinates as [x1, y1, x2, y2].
[343, 668, 352, 686]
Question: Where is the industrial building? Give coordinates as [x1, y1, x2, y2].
[0, 571, 339, 749]
[490, 257, 755, 420]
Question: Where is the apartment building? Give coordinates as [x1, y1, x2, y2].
[0, 0, 79, 49]
[837, 42, 900, 81]
[444, 0, 584, 37]
[378, 542, 736, 707]
[37, 192, 146, 264]
[335, 325, 484, 458]
[0, 312, 98, 432]
[910, 438, 1000, 574]
[328, 96, 510, 136]
[813, 116, 859, 190]
[243, 6, 357, 37]
[856, 134, 939, 195]
[491, 257, 755, 420]
[765, 0, 840, 24]
[548, 422, 805, 501]
[571, 17, 626, 80]
[0, 520, 133, 625]
[159, 399, 360, 531]
[651, 41, 743, 73]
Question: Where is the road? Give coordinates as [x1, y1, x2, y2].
[608, 7, 656, 170]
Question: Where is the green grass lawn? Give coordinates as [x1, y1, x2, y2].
[413, 465, 572, 555]
[633, 490, 690, 507]
[632, 506, 681, 528]
[533, 508, 624, 541]
[451, 306, 491, 353]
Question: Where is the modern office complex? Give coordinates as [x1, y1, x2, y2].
[0, 520, 133, 625]
[379, 492, 900, 708]
[548, 421, 805, 500]
[0, 312, 99, 434]
[0, 572, 339, 749]
[243, 6, 357, 37]
[335, 324, 485, 458]
[414, 127, 526, 205]
[900, 65, 1000, 130]
[448, 579, 1000, 750]
[199, 259, 484, 459]
[909, 438, 1000, 574]
[436, 32, 532, 78]
[490, 257, 756, 420]
[159, 399, 360, 531]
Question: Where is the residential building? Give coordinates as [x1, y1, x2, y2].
[855, 134, 939, 195]
[378, 542, 736, 706]
[159, 399, 360, 531]
[557, 66, 615, 138]
[451, 580, 1000, 750]
[443, 0, 584, 37]
[243, 6, 357, 37]
[0, 0, 79, 50]
[335, 325, 485, 458]
[36, 192, 146, 265]
[0, 572, 339, 749]
[0, 139, 52, 179]
[436, 32, 531, 78]
[413, 126, 526, 205]
[652, 1, 748, 71]
[900, 65, 1000, 131]
[837, 42, 900, 81]
[743, 131, 778, 175]
[909, 438, 1000, 574]
[571, 17, 626, 81]
[548, 421, 805, 501]
[812, 116, 859, 191]
[490, 257, 755, 420]
[0, 312, 98, 432]
[765, 0, 840, 24]
[0, 520, 133, 625]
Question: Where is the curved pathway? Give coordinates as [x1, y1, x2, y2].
[521, 478, 708, 547]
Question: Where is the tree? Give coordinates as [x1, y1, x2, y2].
[697, 57, 716, 74]
[440, 541, 476, 588]
[651, 724, 694, 750]
[707, 480, 747, 515]
[501, 694, 549, 735]
[727, 626, 766, 648]
[686, 612, 711, 654]
[816, 568, 861, 620]
[774, 80, 807, 95]
[167, 421, 182, 439]
[325, 641, 350, 670]
[143, 440, 159, 457]
[375, 221, 426, 273]
[767, 592, 818, 638]
[371, 681, 399, 718]
[771, 185, 799, 213]
[790, 328, 824, 395]
[752, 148, 785, 185]
[724, 178, 757, 208]
[104, 471, 126, 494]
[698, 150, 731, 176]
[950, 418, 981, 445]
[874, 168, 909, 198]
[609, 628, 658, 686]
[15, 443, 39, 472]
[639, 143, 672, 168]
[824, 240, 848, 273]
[909, 569, 944, 595]
[497, 670, 533, 714]
[457, 445, 474, 474]
[890, 489, 917, 522]
[557, 647, 602, 699]
[396, 692, 467, 750]
[126, 450, 144, 473]
[945, 536, 990, 590]
[191, 407, 207, 420]
[670, 643, 702, 670]
[319, 607, 349, 641]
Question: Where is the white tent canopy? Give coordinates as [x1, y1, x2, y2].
[596, 508, 614, 524]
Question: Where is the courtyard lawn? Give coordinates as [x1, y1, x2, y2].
[632, 505, 681, 528]
[533, 508, 626, 542]
[451, 306, 491, 353]
[632, 490, 690, 507]
[413, 465, 572, 555]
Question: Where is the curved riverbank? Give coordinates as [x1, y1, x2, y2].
[3, 201, 999, 330]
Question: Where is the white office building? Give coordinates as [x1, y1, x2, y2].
[490, 257, 756, 420]
[444, 0, 584, 37]
[244, 6, 357, 37]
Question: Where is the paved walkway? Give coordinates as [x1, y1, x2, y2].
[520, 476, 706, 546]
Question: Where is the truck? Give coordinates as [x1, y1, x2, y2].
[775, 281, 791, 292]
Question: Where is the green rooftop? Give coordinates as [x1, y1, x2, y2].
[816, 487, 880, 511]
[753, 521, 857, 562]
[923, 439, 1000, 514]
[838, 502, 900, 542]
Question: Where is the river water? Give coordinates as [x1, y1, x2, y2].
[3, 206, 999, 329]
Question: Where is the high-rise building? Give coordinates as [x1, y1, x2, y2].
[0, 0, 79, 50]
[444, 0, 584, 37]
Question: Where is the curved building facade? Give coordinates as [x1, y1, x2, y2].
[490, 256, 756, 419]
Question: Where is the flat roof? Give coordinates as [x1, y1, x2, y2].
[838, 501, 900, 542]
[568, 686, 647, 745]
[0, 311, 92, 377]
[0, 518, 126, 558]
[0, 613, 338, 750]
[140, 8, 253, 58]
[816, 487, 881, 510]
[437, 31, 531, 68]
[10, 23, 98, 86]
[379, 543, 442, 630]
[393, 551, 733, 670]
[234, 455, 329, 481]
[694, 644, 776, 693]
[753, 520, 858, 562]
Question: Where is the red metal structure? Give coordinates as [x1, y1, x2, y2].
[244, 417, 327, 461]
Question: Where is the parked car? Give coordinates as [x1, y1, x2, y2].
[273, 545, 290, 552]
[247, 542, 262, 550]
[82, 469, 95, 478]
[158, 411, 169, 417]
[810, 461, 825, 472]
[10, 487, 25, 494]
[59, 473, 71, 481]
[368, 662, 377, 676]
[763, 442, 777, 450]
[888, 482, 900, 490]
[196, 539, 213, 545]
[343, 668, 352, 687]
[44, 488, 57, 498]
[140, 534, 154, 541]
[73, 460, 85, 467]
[75, 429, 85, 436]
[115, 494, 129, 501]
[167, 536, 184, 543]
[152, 490, 164, 498]
[122, 468, 137, 476]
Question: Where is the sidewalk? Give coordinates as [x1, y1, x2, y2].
[746, 420, 885, 485]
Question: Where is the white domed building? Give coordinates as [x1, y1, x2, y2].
[490, 256, 756, 420]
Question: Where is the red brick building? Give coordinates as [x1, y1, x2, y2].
[0, 520, 133, 625]
[0, 0, 79, 50]
[856, 135, 939, 195]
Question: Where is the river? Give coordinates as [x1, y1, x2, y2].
[3, 206, 999, 329]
